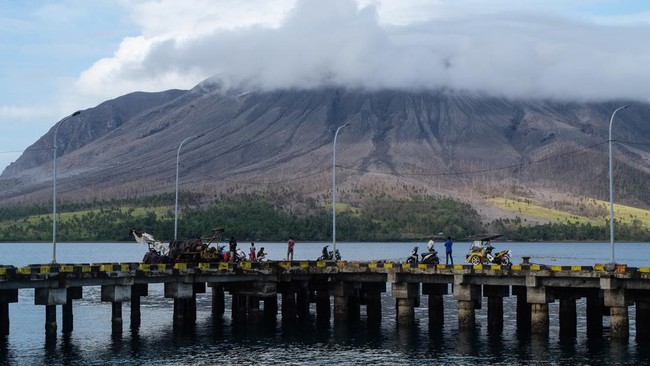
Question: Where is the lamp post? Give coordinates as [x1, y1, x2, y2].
[174, 134, 202, 241]
[608, 105, 630, 265]
[332, 123, 349, 258]
[52, 110, 81, 264]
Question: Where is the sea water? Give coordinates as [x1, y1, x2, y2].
[1, 241, 649, 365]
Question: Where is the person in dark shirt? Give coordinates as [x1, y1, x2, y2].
[444, 236, 454, 265]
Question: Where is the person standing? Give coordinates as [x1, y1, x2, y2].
[444, 236, 454, 265]
[229, 236, 237, 263]
[287, 237, 295, 261]
[249, 242, 256, 261]
[427, 236, 435, 252]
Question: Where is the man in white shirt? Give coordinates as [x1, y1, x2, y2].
[427, 237, 435, 252]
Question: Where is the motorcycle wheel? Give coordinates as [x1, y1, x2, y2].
[317, 256, 325, 261]
[501, 255, 511, 265]
[406, 257, 416, 264]
[471, 256, 481, 265]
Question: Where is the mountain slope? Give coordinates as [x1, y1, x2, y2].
[2, 80, 650, 222]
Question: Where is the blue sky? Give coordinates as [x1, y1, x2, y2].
[1, 0, 649, 173]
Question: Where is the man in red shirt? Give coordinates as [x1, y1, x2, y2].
[287, 237, 295, 261]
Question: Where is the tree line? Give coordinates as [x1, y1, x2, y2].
[1, 193, 649, 242]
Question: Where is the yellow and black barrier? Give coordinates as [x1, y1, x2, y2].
[16, 263, 98, 275]
[0, 265, 16, 277]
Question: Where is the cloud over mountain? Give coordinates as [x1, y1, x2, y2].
[76, 0, 650, 102]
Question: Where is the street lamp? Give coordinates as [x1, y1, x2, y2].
[332, 123, 349, 258]
[52, 110, 81, 264]
[608, 105, 630, 266]
[174, 134, 202, 241]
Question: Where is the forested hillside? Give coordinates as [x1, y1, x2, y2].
[2, 193, 650, 242]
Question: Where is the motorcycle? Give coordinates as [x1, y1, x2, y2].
[421, 249, 440, 264]
[317, 245, 341, 261]
[406, 246, 419, 264]
[235, 249, 247, 262]
[465, 243, 511, 265]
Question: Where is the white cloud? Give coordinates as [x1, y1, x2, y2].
[72, 0, 650, 102]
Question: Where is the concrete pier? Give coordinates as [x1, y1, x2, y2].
[1, 260, 650, 342]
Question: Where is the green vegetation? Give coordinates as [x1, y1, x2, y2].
[488, 197, 650, 227]
[1, 192, 649, 242]
[0, 193, 481, 242]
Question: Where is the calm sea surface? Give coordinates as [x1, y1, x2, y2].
[1, 241, 650, 365]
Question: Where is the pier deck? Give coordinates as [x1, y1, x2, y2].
[1, 260, 649, 340]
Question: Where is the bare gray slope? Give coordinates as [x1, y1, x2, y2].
[2, 81, 650, 210]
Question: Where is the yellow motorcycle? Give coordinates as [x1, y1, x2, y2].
[464, 234, 511, 265]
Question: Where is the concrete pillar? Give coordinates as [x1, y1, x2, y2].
[333, 282, 355, 323]
[422, 283, 447, 327]
[610, 306, 629, 339]
[296, 285, 310, 321]
[0, 289, 18, 336]
[365, 292, 382, 324]
[486, 297, 503, 334]
[35, 288, 67, 340]
[396, 298, 416, 325]
[130, 294, 141, 329]
[111, 302, 123, 334]
[636, 301, 650, 341]
[0, 303, 8, 337]
[235, 294, 247, 322]
[211, 285, 225, 316]
[62, 287, 82, 334]
[62, 303, 73, 334]
[130, 284, 147, 330]
[45, 305, 57, 341]
[264, 295, 278, 319]
[101, 285, 132, 335]
[164, 282, 195, 327]
[247, 296, 261, 322]
[531, 303, 549, 335]
[316, 290, 331, 323]
[453, 276, 480, 330]
[281, 292, 297, 321]
[526, 278, 553, 335]
[348, 290, 361, 322]
[559, 297, 577, 338]
[513, 286, 531, 334]
[164, 282, 193, 299]
[602, 279, 629, 339]
[361, 282, 386, 325]
[230, 292, 240, 321]
[484, 285, 509, 335]
[586, 295, 603, 336]
[334, 295, 348, 323]
[174, 297, 197, 327]
[392, 282, 419, 326]
[457, 300, 475, 329]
